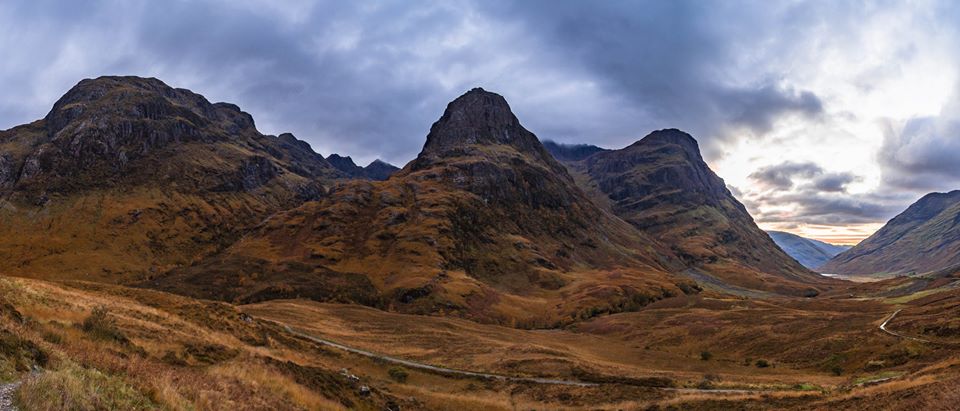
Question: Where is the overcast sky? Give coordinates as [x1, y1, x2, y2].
[2, 0, 959, 244]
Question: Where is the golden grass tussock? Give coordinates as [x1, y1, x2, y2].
[209, 360, 348, 411]
[16, 362, 157, 411]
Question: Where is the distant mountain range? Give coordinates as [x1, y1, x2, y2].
[326, 153, 399, 181]
[821, 190, 960, 276]
[766, 231, 850, 270]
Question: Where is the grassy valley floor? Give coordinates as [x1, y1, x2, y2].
[0, 274, 957, 410]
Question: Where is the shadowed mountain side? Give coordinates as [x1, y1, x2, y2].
[554, 129, 830, 296]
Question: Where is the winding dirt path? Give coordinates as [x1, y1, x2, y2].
[279, 323, 780, 394]
[880, 309, 932, 343]
[282, 324, 600, 387]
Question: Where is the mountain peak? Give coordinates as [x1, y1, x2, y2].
[632, 129, 702, 159]
[44, 75, 256, 138]
[419, 88, 546, 159]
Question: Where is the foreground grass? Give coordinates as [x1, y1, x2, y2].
[16, 362, 156, 411]
[0, 277, 369, 410]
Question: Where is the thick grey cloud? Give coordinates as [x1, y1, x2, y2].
[879, 90, 960, 192]
[811, 172, 862, 193]
[481, 1, 826, 150]
[0, 0, 830, 166]
[749, 162, 824, 190]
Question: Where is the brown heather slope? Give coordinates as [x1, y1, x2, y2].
[550, 130, 828, 296]
[147, 88, 697, 326]
[0, 76, 341, 282]
[821, 190, 960, 276]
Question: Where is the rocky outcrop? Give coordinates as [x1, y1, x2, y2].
[821, 190, 960, 275]
[0, 154, 14, 189]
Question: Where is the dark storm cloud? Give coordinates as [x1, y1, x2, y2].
[749, 162, 824, 190]
[811, 172, 862, 193]
[482, 0, 825, 149]
[0, 0, 830, 167]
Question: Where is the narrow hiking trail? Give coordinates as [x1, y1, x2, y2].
[880, 309, 932, 343]
[282, 324, 600, 387]
[275, 321, 786, 394]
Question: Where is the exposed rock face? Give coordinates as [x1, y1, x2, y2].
[275, 133, 343, 180]
[0, 154, 14, 189]
[151, 88, 693, 326]
[0, 76, 340, 281]
[557, 129, 827, 295]
[412, 88, 564, 175]
[821, 190, 960, 275]
[767, 231, 849, 270]
[327, 154, 364, 176]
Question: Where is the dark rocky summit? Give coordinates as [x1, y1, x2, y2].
[412, 88, 565, 175]
[0, 76, 339, 200]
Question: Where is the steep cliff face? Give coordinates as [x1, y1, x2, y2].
[821, 191, 960, 276]
[558, 129, 827, 295]
[0, 76, 340, 281]
[147, 88, 694, 326]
